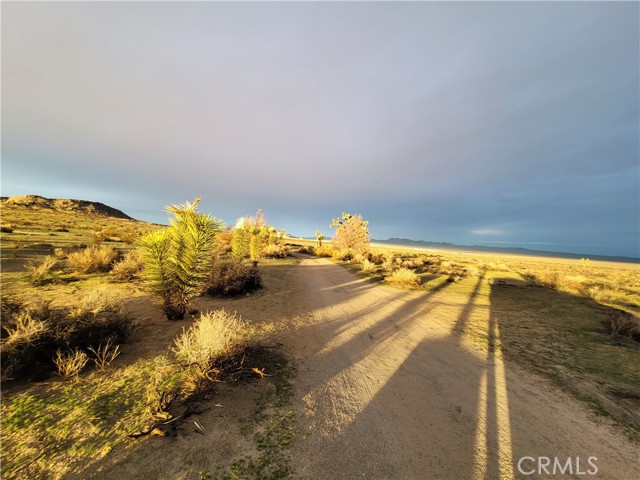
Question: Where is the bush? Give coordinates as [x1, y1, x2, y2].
[1, 289, 132, 380]
[54, 349, 89, 378]
[26, 256, 58, 285]
[333, 248, 356, 261]
[385, 268, 421, 287]
[605, 311, 640, 342]
[298, 245, 315, 255]
[330, 212, 370, 255]
[1, 223, 14, 233]
[361, 259, 376, 273]
[172, 310, 248, 379]
[67, 245, 119, 273]
[111, 249, 144, 280]
[262, 244, 290, 258]
[314, 245, 335, 257]
[206, 256, 262, 296]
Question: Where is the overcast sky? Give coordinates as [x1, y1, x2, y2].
[2, 2, 638, 257]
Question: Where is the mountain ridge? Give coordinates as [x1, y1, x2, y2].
[1, 195, 133, 220]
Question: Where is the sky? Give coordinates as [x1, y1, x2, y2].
[2, 1, 639, 258]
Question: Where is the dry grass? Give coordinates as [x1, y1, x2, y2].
[385, 267, 421, 287]
[25, 255, 57, 285]
[54, 349, 89, 378]
[361, 259, 377, 273]
[87, 339, 121, 370]
[606, 311, 640, 341]
[262, 244, 290, 258]
[172, 309, 249, 379]
[111, 249, 143, 280]
[67, 245, 119, 273]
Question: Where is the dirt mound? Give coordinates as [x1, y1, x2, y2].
[1, 195, 133, 220]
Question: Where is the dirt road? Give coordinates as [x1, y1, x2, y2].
[285, 256, 639, 479]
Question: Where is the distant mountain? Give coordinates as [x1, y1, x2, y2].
[372, 237, 639, 263]
[1, 195, 133, 220]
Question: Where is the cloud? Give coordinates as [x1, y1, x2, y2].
[471, 230, 505, 236]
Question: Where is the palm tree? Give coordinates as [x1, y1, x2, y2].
[140, 197, 222, 320]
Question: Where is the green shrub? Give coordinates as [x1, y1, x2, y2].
[385, 268, 421, 287]
[206, 256, 262, 296]
[140, 198, 222, 320]
[67, 245, 119, 273]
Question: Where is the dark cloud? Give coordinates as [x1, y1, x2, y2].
[2, 2, 638, 257]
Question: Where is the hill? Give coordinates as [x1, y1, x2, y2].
[1, 194, 133, 220]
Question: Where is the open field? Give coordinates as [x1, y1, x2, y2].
[1, 199, 639, 479]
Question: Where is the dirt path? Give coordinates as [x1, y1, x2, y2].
[284, 256, 639, 479]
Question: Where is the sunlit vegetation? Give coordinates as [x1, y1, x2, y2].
[139, 198, 223, 320]
[1, 196, 297, 479]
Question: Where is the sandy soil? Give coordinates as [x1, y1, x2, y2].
[283, 256, 639, 479]
[82, 255, 638, 479]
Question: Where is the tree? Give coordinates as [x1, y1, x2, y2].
[140, 197, 222, 320]
[315, 231, 325, 247]
[330, 212, 370, 254]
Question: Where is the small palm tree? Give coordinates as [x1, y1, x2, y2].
[140, 197, 222, 320]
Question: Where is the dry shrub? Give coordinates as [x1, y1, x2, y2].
[587, 286, 616, 304]
[353, 253, 368, 265]
[383, 255, 396, 272]
[214, 229, 234, 254]
[88, 338, 121, 369]
[333, 248, 357, 261]
[53, 247, 67, 259]
[172, 310, 248, 379]
[385, 268, 421, 287]
[206, 256, 262, 297]
[361, 259, 377, 273]
[111, 249, 144, 280]
[1, 223, 14, 233]
[605, 311, 640, 342]
[298, 245, 315, 255]
[67, 245, 119, 273]
[262, 244, 290, 258]
[368, 252, 386, 265]
[54, 349, 88, 378]
[1, 290, 131, 380]
[25, 255, 57, 285]
[312, 245, 333, 257]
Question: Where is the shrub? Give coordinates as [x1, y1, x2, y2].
[232, 219, 250, 259]
[67, 245, 119, 273]
[587, 286, 615, 304]
[88, 338, 121, 369]
[26, 255, 58, 285]
[54, 349, 88, 378]
[1, 223, 14, 233]
[385, 268, 420, 287]
[298, 245, 315, 255]
[172, 310, 248, 379]
[140, 198, 222, 320]
[361, 259, 376, 273]
[314, 245, 334, 258]
[333, 248, 356, 261]
[206, 256, 262, 296]
[111, 249, 144, 280]
[214, 229, 234, 255]
[605, 311, 640, 342]
[330, 212, 370, 255]
[383, 255, 396, 272]
[262, 244, 290, 258]
[1, 290, 132, 380]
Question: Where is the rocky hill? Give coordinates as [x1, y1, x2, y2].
[1, 195, 133, 220]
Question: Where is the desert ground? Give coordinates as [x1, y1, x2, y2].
[1, 197, 639, 479]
